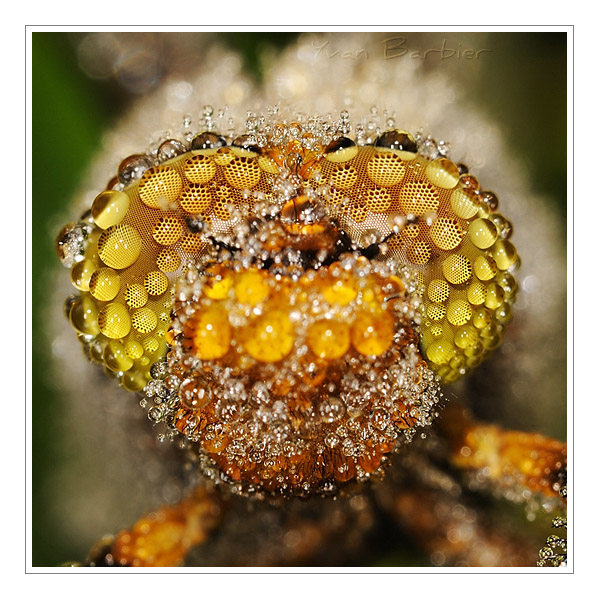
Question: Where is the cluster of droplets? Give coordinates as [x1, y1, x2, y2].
[56, 219, 94, 269]
[538, 486, 567, 567]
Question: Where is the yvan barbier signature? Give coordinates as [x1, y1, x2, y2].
[313, 37, 492, 60]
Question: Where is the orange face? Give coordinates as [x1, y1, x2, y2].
[165, 253, 436, 496]
[58, 121, 518, 497]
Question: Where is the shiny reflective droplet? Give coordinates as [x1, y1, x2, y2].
[491, 240, 518, 271]
[91, 190, 130, 229]
[231, 134, 262, 157]
[319, 396, 346, 423]
[324, 137, 358, 163]
[118, 154, 153, 186]
[138, 166, 183, 209]
[426, 339, 454, 365]
[97, 302, 131, 339]
[69, 295, 100, 336]
[426, 158, 460, 189]
[374, 129, 418, 160]
[70, 258, 96, 291]
[450, 187, 479, 220]
[473, 255, 497, 281]
[97, 224, 142, 269]
[103, 340, 134, 372]
[157, 139, 187, 162]
[469, 218, 498, 249]
[190, 131, 227, 154]
[89, 267, 121, 301]
[56, 222, 90, 267]
[480, 190, 499, 212]
[179, 377, 212, 410]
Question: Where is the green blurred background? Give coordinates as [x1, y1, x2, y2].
[31, 31, 568, 566]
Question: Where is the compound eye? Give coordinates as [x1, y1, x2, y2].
[374, 129, 418, 160]
[190, 131, 227, 154]
[324, 136, 358, 163]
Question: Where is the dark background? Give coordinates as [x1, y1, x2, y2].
[31, 31, 568, 566]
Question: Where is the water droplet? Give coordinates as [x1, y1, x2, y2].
[56, 222, 91, 267]
[190, 132, 227, 152]
[150, 360, 168, 380]
[232, 134, 262, 155]
[374, 129, 418, 159]
[118, 154, 153, 186]
[324, 137, 358, 162]
[179, 377, 212, 410]
[157, 139, 187, 162]
[319, 397, 346, 423]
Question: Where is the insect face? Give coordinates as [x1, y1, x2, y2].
[57, 116, 519, 498]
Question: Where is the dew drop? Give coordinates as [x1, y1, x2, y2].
[118, 154, 153, 186]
